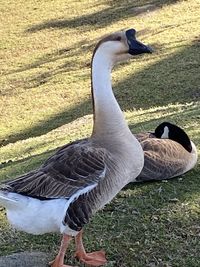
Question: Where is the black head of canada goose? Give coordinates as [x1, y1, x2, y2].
[0, 29, 152, 267]
[135, 122, 198, 182]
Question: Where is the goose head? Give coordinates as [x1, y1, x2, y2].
[154, 122, 192, 152]
[93, 28, 152, 66]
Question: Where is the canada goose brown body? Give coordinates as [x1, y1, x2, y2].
[135, 122, 198, 182]
[0, 29, 152, 266]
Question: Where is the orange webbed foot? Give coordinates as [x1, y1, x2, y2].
[49, 234, 78, 267]
[75, 250, 107, 266]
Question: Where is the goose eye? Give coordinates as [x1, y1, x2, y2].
[116, 36, 122, 41]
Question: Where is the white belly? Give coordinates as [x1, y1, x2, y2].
[6, 193, 68, 235]
[1, 184, 97, 236]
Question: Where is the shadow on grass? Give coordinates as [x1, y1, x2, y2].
[0, 102, 199, 266]
[9, 16, 198, 81]
[7, 47, 80, 77]
[0, 149, 54, 181]
[1, 100, 199, 179]
[9, 27, 192, 79]
[114, 41, 200, 110]
[128, 103, 200, 135]
[1, 99, 92, 147]
[0, 148, 55, 170]
[26, 0, 181, 32]
[2, 39, 200, 147]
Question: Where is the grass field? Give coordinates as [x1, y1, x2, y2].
[0, 0, 200, 266]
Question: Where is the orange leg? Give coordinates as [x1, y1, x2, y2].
[49, 234, 78, 267]
[74, 230, 107, 266]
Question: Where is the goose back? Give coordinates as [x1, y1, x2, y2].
[135, 124, 198, 182]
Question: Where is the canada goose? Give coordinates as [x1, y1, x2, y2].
[135, 122, 198, 182]
[0, 29, 152, 267]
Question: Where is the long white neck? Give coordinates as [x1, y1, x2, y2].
[90, 43, 144, 181]
[91, 46, 129, 138]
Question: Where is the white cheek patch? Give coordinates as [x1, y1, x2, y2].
[161, 126, 169, 139]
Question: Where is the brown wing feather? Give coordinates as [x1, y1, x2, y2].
[2, 139, 108, 199]
[135, 133, 151, 143]
[136, 138, 189, 181]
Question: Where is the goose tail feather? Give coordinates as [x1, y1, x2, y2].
[0, 191, 27, 209]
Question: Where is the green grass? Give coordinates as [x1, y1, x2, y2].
[0, 0, 200, 266]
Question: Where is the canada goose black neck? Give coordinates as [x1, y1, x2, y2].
[155, 122, 192, 153]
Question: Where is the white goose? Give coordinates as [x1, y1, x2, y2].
[135, 122, 198, 182]
[0, 29, 152, 267]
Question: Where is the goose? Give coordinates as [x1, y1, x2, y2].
[0, 29, 152, 267]
[135, 122, 198, 182]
